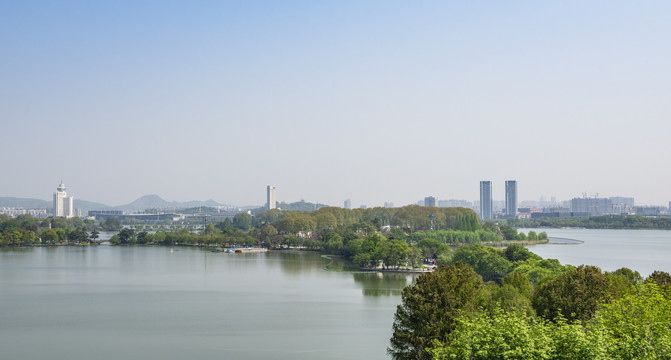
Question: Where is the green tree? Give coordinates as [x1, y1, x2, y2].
[429, 309, 606, 360]
[40, 229, 59, 244]
[67, 228, 88, 243]
[117, 228, 135, 245]
[232, 213, 253, 231]
[532, 265, 614, 323]
[260, 224, 278, 243]
[388, 262, 484, 360]
[101, 217, 122, 231]
[451, 244, 512, 283]
[504, 244, 541, 262]
[276, 212, 316, 234]
[383, 239, 409, 269]
[646, 270, 671, 288]
[612, 267, 643, 285]
[592, 283, 671, 359]
[136, 231, 149, 244]
[322, 231, 343, 254]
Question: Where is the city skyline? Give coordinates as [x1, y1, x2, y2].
[0, 180, 665, 209]
[2, 2, 670, 207]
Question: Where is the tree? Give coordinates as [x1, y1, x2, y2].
[89, 229, 100, 241]
[260, 224, 278, 242]
[504, 245, 540, 262]
[255, 208, 283, 226]
[646, 270, 671, 288]
[101, 217, 122, 231]
[67, 228, 88, 243]
[276, 212, 316, 234]
[451, 244, 512, 283]
[591, 283, 671, 359]
[232, 212, 252, 230]
[499, 225, 519, 240]
[200, 223, 219, 236]
[313, 212, 337, 230]
[532, 265, 615, 323]
[429, 308, 606, 360]
[612, 267, 643, 285]
[136, 231, 149, 244]
[383, 239, 409, 269]
[388, 262, 484, 360]
[429, 308, 553, 360]
[117, 228, 135, 245]
[322, 231, 343, 254]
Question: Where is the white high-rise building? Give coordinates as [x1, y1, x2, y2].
[53, 181, 74, 218]
[267, 185, 276, 210]
[344, 199, 351, 209]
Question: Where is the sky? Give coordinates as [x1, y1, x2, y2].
[1, 1, 670, 207]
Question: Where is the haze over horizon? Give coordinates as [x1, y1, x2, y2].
[2, 1, 670, 207]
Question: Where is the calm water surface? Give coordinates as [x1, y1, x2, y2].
[0, 247, 413, 360]
[522, 228, 671, 276]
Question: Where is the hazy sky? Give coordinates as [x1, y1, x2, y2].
[2, 1, 670, 207]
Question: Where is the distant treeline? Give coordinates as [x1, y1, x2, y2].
[1, 208, 546, 273]
[0, 214, 99, 246]
[508, 215, 671, 230]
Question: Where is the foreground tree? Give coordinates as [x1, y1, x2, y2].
[429, 309, 606, 360]
[388, 262, 483, 360]
[592, 282, 671, 359]
[532, 265, 623, 323]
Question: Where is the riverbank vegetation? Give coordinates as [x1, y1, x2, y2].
[1, 207, 546, 256]
[388, 248, 671, 360]
[508, 214, 671, 230]
[0, 214, 99, 246]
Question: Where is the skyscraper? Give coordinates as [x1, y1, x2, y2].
[53, 181, 74, 218]
[344, 199, 351, 209]
[424, 196, 436, 207]
[267, 185, 276, 210]
[505, 180, 518, 217]
[479, 181, 492, 220]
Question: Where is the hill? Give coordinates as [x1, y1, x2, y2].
[1, 195, 228, 213]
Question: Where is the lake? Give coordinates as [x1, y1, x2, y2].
[522, 228, 671, 276]
[0, 247, 413, 360]
[4, 228, 669, 359]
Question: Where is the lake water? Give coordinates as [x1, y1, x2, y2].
[0, 247, 413, 360]
[522, 228, 671, 276]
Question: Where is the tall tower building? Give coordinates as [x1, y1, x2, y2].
[424, 196, 436, 207]
[505, 180, 518, 217]
[344, 199, 352, 209]
[267, 185, 276, 210]
[479, 181, 492, 220]
[53, 181, 74, 218]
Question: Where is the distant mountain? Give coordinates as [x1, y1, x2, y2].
[112, 195, 225, 211]
[75, 200, 111, 212]
[278, 200, 329, 211]
[250, 200, 329, 214]
[0, 197, 51, 209]
[1, 195, 228, 214]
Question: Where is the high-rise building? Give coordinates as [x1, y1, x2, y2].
[480, 181, 492, 220]
[53, 181, 74, 218]
[505, 180, 518, 217]
[384, 202, 394, 208]
[571, 197, 612, 216]
[424, 196, 436, 207]
[344, 199, 351, 209]
[267, 185, 276, 210]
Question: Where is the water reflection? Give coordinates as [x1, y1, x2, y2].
[353, 272, 415, 297]
[271, 250, 328, 276]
